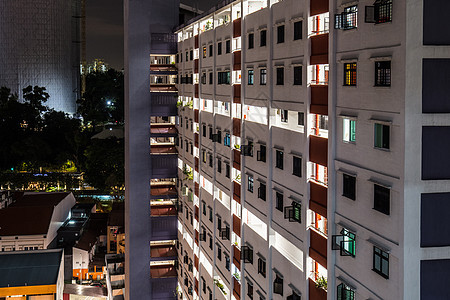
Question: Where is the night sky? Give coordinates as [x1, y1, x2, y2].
[87, 0, 220, 70]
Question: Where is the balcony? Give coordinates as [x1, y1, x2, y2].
[233, 51, 241, 70]
[150, 144, 177, 155]
[150, 93, 179, 116]
[310, 85, 328, 115]
[151, 203, 177, 216]
[233, 18, 241, 38]
[233, 84, 241, 103]
[233, 149, 241, 168]
[310, 181, 327, 217]
[233, 214, 241, 237]
[308, 278, 327, 300]
[150, 124, 177, 137]
[233, 278, 241, 300]
[233, 118, 241, 136]
[310, 0, 329, 17]
[310, 33, 329, 65]
[150, 243, 177, 258]
[233, 245, 241, 269]
[309, 135, 327, 167]
[310, 230, 327, 268]
[150, 84, 178, 92]
[233, 181, 241, 200]
[150, 183, 177, 199]
[150, 263, 177, 278]
[150, 64, 177, 74]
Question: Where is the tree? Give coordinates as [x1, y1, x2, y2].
[77, 69, 124, 129]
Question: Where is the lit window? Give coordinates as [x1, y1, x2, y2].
[374, 123, 390, 149]
[344, 63, 357, 86]
[343, 118, 356, 143]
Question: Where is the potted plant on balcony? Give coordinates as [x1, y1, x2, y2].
[214, 279, 227, 295]
[183, 167, 193, 181]
[315, 275, 327, 291]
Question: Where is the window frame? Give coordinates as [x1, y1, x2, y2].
[342, 173, 356, 200]
[343, 63, 357, 86]
[374, 123, 390, 150]
[248, 33, 254, 49]
[275, 192, 283, 212]
[277, 25, 285, 44]
[373, 246, 389, 279]
[293, 66, 302, 85]
[260, 30, 267, 47]
[248, 175, 254, 193]
[375, 60, 391, 87]
[276, 150, 284, 169]
[248, 69, 254, 85]
[373, 183, 390, 215]
[260, 68, 267, 85]
[293, 156, 302, 177]
[293, 21, 303, 40]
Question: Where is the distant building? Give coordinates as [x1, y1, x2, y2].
[0, 192, 76, 251]
[0, 0, 80, 115]
[0, 249, 64, 299]
[107, 202, 124, 255]
[105, 254, 125, 300]
[83, 59, 110, 74]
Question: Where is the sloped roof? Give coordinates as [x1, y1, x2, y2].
[0, 192, 71, 236]
[0, 249, 62, 288]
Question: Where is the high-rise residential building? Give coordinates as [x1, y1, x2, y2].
[0, 0, 80, 115]
[126, 0, 450, 299]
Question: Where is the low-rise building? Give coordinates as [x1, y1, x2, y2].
[0, 249, 64, 299]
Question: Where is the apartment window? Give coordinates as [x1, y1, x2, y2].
[365, 0, 392, 24]
[337, 283, 355, 300]
[375, 61, 391, 86]
[202, 201, 206, 216]
[344, 63, 357, 86]
[257, 257, 266, 277]
[226, 40, 231, 53]
[209, 44, 213, 57]
[373, 246, 389, 278]
[209, 153, 213, 167]
[247, 282, 254, 299]
[202, 277, 206, 293]
[248, 175, 254, 193]
[209, 207, 213, 222]
[275, 192, 283, 212]
[343, 118, 356, 143]
[176, 54, 179, 63]
[343, 174, 356, 200]
[190, 50, 193, 60]
[208, 288, 212, 300]
[293, 156, 302, 177]
[217, 216, 222, 231]
[260, 69, 267, 85]
[226, 163, 230, 178]
[202, 124, 206, 137]
[217, 41, 223, 55]
[294, 21, 302, 40]
[186, 51, 189, 61]
[293, 66, 302, 85]
[336, 5, 358, 29]
[260, 29, 267, 47]
[242, 246, 253, 263]
[180, 137, 183, 149]
[190, 212, 193, 225]
[257, 144, 266, 162]
[202, 150, 207, 163]
[203, 46, 207, 58]
[273, 275, 283, 295]
[298, 112, 304, 126]
[248, 33, 254, 49]
[374, 184, 390, 215]
[276, 150, 284, 169]
[217, 246, 222, 261]
[185, 140, 188, 152]
[209, 127, 213, 140]
[201, 72, 207, 84]
[218, 71, 231, 84]
[258, 182, 266, 201]
[224, 255, 230, 270]
[209, 72, 213, 84]
[280, 109, 288, 123]
[185, 118, 189, 129]
[374, 123, 390, 150]
[277, 25, 285, 44]
[217, 157, 222, 173]
[248, 70, 254, 85]
[276, 67, 284, 85]
[209, 235, 213, 249]
[224, 133, 231, 147]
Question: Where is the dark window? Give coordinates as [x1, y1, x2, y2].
[225, 255, 230, 270]
[202, 201, 206, 216]
[217, 246, 222, 260]
[209, 72, 213, 84]
[337, 283, 355, 300]
[218, 71, 231, 84]
[186, 51, 189, 61]
[257, 257, 266, 277]
[247, 282, 254, 299]
[343, 174, 356, 200]
[190, 50, 193, 60]
[209, 207, 213, 222]
[374, 123, 390, 149]
[293, 156, 302, 177]
[180, 52, 183, 62]
[248, 175, 254, 193]
[273, 275, 283, 295]
[209, 153, 213, 167]
[257, 144, 266, 162]
[294, 21, 302, 40]
[202, 277, 206, 293]
[298, 112, 304, 126]
[208, 288, 212, 300]
[209, 127, 213, 140]
[373, 246, 389, 278]
[276, 150, 284, 169]
[275, 192, 283, 212]
[276, 67, 284, 85]
[260, 30, 267, 47]
[281, 109, 288, 123]
[217, 157, 222, 173]
[277, 25, 285, 44]
[209, 44, 213, 57]
[344, 63, 357, 86]
[201, 73, 207, 84]
[226, 163, 230, 178]
[260, 69, 267, 85]
[258, 183, 266, 201]
[248, 70, 254, 85]
[209, 235, 213, 249]
[365, 0, 392, 24]
[202, 124, 206, 137]
[176, 54, 179, 63]
[218, 42, 222, 55]
[217, 216, 221, 231]
[374, 184, 390, 215]
[294, 66, 302, 85]
[375, 61, 391, 86]
[249, 33, 254, 49]
[226, 40, 231, 53]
